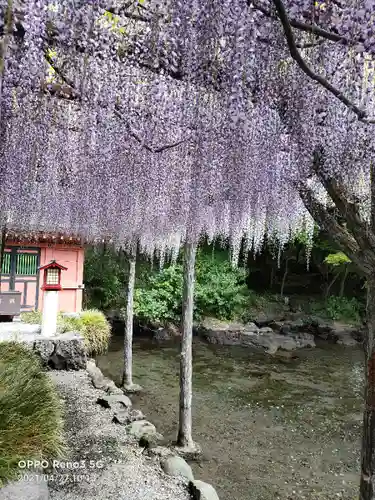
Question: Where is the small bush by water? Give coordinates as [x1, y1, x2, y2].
[61, 309, 111, 354]
[311, 295, 364, 323]
[132, 252, 248, 325]
[195, 254, 248, 320]
[133, 264, 183, 324]
[0, 342, 65, 487]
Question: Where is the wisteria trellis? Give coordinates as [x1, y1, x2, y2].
[0, 0, 374, 259]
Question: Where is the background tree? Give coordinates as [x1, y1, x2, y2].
[323, 251, 352, 299]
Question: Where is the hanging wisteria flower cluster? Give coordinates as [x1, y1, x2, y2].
[0, 0, 374, 259]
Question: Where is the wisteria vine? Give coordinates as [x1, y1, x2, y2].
[0, 0, 374, 260]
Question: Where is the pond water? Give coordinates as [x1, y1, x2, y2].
[96, 336, 364, 500]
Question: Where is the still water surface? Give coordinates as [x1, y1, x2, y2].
[97, 336, 364, 500]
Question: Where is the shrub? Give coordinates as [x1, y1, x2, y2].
[194, 255, 248, 320]
[309, 295, 363, 324]
[60, 309, 111, 355]
[0, 342, 65, 486]
[132, 253, 249, 324]
[324, 296, 362, 323]
[133, 265, 183, 324]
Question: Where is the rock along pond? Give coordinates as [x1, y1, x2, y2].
[96, 336, 364, 500]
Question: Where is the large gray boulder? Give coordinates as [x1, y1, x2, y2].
[33, 339, 55, 362]
[126, 420, 157, 439]
[105, 380, 124, 395]
[244, 322, 260, 332]
[97, 394, 132, 409]
[0, 327, 87, 370]
[86, 359, 123, 393]
[113, 408, 144, 425]
[33, 332, 87, 370]
[253, 312, 286, 327]
[50, 332, 87, 370]
[241, 328, 297, 353]
[331, 322, 359, 346]
[122, 382, 143, 394]
[200, 317, 316, 353]
[302, 318, 361, 345]
[86, 358, 105, 385]
[292, 332, 316, 348]
[200, 318, 246, 345]
[285, 318, 305, 332]
[189, 480, 220, 500]
[139, 432, 164, 449]
[161, 456, 194, 481]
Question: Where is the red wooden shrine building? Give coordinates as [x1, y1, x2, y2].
[0, 230, 85, 313]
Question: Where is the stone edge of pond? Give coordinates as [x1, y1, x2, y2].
[87, 358, 221, 500]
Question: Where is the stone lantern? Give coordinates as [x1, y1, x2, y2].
[39, 260, 67, 336]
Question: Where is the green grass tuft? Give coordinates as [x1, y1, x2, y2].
[0, 342, 65, 487]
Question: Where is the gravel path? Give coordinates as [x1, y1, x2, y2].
[47, 370, 190, 500]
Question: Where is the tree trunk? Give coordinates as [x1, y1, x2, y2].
[121, 248, 141, 393]
[324, 272, 340, 300]
[0, 6, 12, 233]
[280, 257, 290, 298]
[360, 277, 375, 499]
[0, 1, 12, 123]
[270, 264, 275, 288]
[299, 157, 375, 500]
[177, 240, 197, 450]
[361, 156, 375, 499]
[0, 227, 6, 293]
[339, 265, 349, 297]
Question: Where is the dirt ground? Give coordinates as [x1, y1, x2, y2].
[97, 338, 363, 500]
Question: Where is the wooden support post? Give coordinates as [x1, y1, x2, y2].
[122, 246, 142, 394]
[177, 240, 199, 454]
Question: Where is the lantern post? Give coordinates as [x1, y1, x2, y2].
[39, 260, 67, 336]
